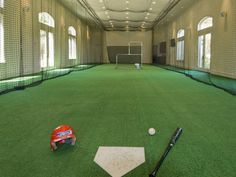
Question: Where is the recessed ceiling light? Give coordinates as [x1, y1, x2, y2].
[107, 15, 110, 18]
[126, 21, 129, 23]
[147, 13, 150, 15]
[102, 6, 106, 9]
[152, 1, 156, 4]
[99, 0, 103, 3]
[145, 17, 148, 19]
[105, 11, 108, 14]
[126, 1, 129, 4]
[126, 7, 129, 10]
[126, 12, 129, 15]
[126, 16, 129, 19]
[149, 7, 153, 11]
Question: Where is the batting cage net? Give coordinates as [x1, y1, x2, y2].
[0, 0, 103, 94]
[157, 65, 236, 95]
[153, 17, 236, 95]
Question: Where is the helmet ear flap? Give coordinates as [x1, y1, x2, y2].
[50, 142, 57, 151]
[71, 137, 76, 145]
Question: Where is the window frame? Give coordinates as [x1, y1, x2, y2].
[197, 16, 213, 70]
[39, 12, 55, 69]
[68, 26, 77, 60]
[176, 29, 185, 61]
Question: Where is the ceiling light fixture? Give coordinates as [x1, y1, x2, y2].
[126, 1, 130, 4]
[105, 11, 108, 14]
[99, 0, 103, 3]
[149, 7, 153, 11]
[152, 1, 156, 5]
[126, 12, 129, 15]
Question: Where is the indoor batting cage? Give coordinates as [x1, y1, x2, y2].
[0, 0, 236, 177]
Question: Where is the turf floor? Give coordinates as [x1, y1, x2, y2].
[0, 64, 235, 177]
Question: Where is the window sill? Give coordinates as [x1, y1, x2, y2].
[196, 67, 210, 72]
[40, 66, 56, 71]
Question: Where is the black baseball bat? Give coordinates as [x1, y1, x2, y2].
[149, 127, 183, 177]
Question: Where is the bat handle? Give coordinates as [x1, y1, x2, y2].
[149, 171, 156, 177]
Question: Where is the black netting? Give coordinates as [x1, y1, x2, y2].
[154, 64, 236, 95]
[0, 0, 103, 95]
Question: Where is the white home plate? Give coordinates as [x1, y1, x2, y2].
[94, 146, 145, 177]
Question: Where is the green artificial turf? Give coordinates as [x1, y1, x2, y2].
[0, 64, 235, 177]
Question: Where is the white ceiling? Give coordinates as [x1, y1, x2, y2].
[85, 0, 175, 30]
[59, 0, 195, 31]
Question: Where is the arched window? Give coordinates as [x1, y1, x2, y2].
[197, 16, 213, 31]
[38, 12, 55, 28]
[176, 29, 185, 61]
[68, 26, 76, 36]
[68, 26, 76, 59]
[177, 29, 185, 38]
[197, 16, 213, 69]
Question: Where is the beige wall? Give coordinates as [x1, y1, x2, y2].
[153, 0, 236, 78]
[103, 31, 152, 64]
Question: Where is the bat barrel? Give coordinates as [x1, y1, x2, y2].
[170, 128, 183, 145]
[148, 127, 183, 177]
